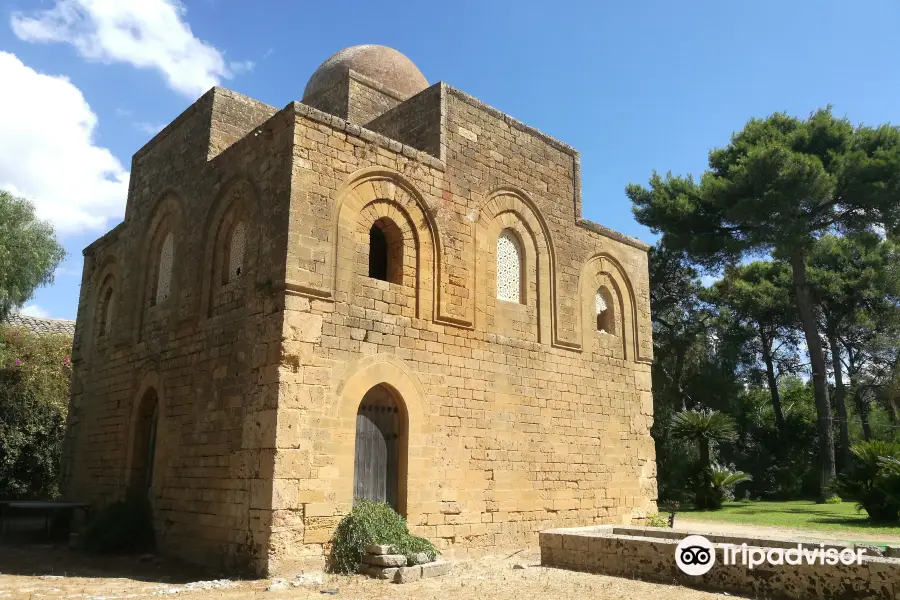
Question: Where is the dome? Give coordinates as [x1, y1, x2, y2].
[303, 45, 428, 101]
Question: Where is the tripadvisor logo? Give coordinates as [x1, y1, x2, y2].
[676, 535, 716, 575]
[675, 535, 867, 576]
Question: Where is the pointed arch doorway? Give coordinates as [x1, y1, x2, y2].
[353, 384, 407, 514]
[129, 387, 160, 497]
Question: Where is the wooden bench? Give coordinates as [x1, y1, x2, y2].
[0, 500, 91, 540]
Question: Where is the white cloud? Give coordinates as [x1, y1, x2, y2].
[11, 0, 249, 97]
[19, 304, 50, 318]
[133, 121, 165, 135]
[0, 51, 129, 234]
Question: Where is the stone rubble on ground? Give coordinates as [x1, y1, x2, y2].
[292, 571, 325, 586]
[152, 579, 236, 595]
[265, 578, 289, 591]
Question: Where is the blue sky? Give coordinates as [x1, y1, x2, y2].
[2, 0, 899, 319]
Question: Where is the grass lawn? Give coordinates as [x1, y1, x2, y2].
[679, 500, 900, 541]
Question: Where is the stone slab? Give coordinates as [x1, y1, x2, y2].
[408, 552, 430, 565]
[394, 565, 422, 583]
[362, 553, 407, 567]
[365, 544, 394, 555]
[361, 565, 399, 580]
[421, 560, 453, 578]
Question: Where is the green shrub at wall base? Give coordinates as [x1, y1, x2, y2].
[329, 499, 439, 574]
[77, 496, 155, 554]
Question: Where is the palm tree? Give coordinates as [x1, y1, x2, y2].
[671, 409, 739, 508]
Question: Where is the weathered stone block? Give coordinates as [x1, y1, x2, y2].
[365, 543, 394, 555]
[408, 552, 430, 565]
[362, 553, 407, 567]
[394, 565, 422, 583]
[361, 565, 398, 580]
[421, 561, 453, 578]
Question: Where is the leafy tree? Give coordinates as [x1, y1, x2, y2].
[0, 324, 71, 498]
[628, 108, 900, 499]
[709, 261, 799, 437]
[808, 232, 900, 461]
[0, 190, 66, 322]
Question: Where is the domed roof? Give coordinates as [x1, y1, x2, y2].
[303, 45, 428, 101]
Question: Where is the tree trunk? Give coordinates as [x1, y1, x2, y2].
[760, 328, 786, 438]
[827, 328, 851, 472]
[857, 392, 873, 441]
[789, 250, 836, 501]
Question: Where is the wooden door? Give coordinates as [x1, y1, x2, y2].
[353, 388, 400, 511]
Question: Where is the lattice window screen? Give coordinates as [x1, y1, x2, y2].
[595, 290, 608, 315]
[496, 230, 522, 303]
[156, 232, 174, 305]
[228, 222, 246, 282]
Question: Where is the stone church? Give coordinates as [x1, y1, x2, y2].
[64, 45, 657, 575]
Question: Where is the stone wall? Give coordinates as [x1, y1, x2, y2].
[366, 83, 444, 159]
[65, 88, 295, 573]
[541, 526, 900, 600]
[268, 84, 655, 574]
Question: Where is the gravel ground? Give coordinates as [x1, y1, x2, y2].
[0, 543, 734, 600]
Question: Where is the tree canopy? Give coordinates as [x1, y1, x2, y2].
[629, 108, 900, 499]
[0, 190, 66, 322]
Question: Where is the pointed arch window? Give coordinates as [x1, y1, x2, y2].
[100, 287, 115, 336]
[155, 232, 174, 305]
[227, 221, 246, 283]
[496, 229, 522, 303]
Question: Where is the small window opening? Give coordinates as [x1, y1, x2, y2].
[369, 224, 388, 281]
[153, 232, 174, 306]
[226, 221, 246, 283]
[497, 229, 523, 303]
[368, 219, 404, 284]
[596, 289, 613, 333]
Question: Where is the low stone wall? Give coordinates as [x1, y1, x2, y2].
[540, 525, 900, 600]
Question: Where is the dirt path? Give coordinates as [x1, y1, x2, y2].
[0, 544, 735, 600]
[675, 517, 900, 544]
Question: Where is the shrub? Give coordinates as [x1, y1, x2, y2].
[0, 325, 71, 499]
[77, 496, 155, 554]
[705, 464, 752, 509]
[824, 495, 843, 505]
[647, 513, 669, 527]
[832, 440, 900, 522]
[329, 500, 438, 574]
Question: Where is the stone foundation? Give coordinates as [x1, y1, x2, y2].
[540, 525, 900, 600]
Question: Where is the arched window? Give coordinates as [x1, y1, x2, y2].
[155, 232, 174, 305]
[368, 218, 404, 284]
[596, 288, 614, 333]
[496, 229, 522, 303]
[99, 286, 115, 337]
[227, 221, 246, 283]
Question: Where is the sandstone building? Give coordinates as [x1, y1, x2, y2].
[64, 45, 657, 575]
